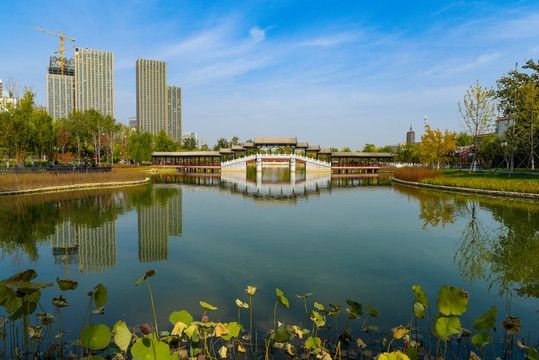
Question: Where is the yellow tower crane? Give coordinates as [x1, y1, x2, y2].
[34, 26, 76, 75]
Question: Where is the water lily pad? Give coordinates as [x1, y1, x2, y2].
[169, 310, 193, 326]
[472, 306, 497, 330]
[275, 288, 289, 308]
[434, 316, 462, 341]
[80, 323, 112, 351]
[131, 336, 178, 360]
[305, 336, 321, 350]
[113, 320, 132, 352]
[273, 324, 290, 343]
[93, 283, 108, 308]
[411, 285, 428, 307]
[56, 278, 78, 291]
[346, 299, 362, 319]
[199, 301, 218, 311]
[471, 332, 492, 348]
[437, 286, 468, 316]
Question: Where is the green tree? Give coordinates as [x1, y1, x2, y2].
[362, 143, 376, 152]
[341, 146, 352, 152]
[128, 132, 153, 162]
[230, 136, 240, 146]
[378, 145, 394, 153]
[496, 60, 539, 171]
[153, 130, 178, 152]
[456, 133, 473, 146]
[478, 134, 502, 169]
[396, 143, 420, 163]
[213, 138, 230, 150]
[183, 136, 198, 150]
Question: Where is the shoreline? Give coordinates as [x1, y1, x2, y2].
[392, 177, 539, 200]
[0, 177, 151, 196]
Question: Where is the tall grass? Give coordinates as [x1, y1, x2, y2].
[393, 167, 441, 182]
[0, 168, 146, 192]
[425, 176, 539, 194]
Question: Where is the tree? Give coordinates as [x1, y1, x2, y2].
[153, 130, 178, 152]
[419, 124, 457, 169]
[458, 81, 496, 171]
[213, 138, 230, 150]
[362, 143, 376, 152]
[230, 136, 240, 146]
[396, 143, 420, 163]
[128, 132, 153, 162]
[29, 108, 54, 159]
[378, 145, 394, 153]
[341, 146, 351, 152]
[478, 134, 502, 169]
[496, 60, 539, 171]
[456, 132, 473, 146]
[183, 136, 198, 150]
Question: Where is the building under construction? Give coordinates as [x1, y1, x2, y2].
[47, 56, 75, 119]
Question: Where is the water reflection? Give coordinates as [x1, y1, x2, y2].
[393, 184, 539, 299]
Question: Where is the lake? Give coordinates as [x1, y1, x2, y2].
[0, 170, 538, 341]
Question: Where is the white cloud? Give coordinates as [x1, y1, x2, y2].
[298, 32, 361, 47]
[249, 26, 266, 42]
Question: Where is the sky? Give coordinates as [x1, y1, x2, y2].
[1, 0, 539, 148]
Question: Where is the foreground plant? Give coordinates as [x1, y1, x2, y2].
[0, 269, 538, 360]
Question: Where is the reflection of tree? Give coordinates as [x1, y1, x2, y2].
[0, 188, 139, 260]
[453, 202, 491, 282]
[394, 184, 539, 300]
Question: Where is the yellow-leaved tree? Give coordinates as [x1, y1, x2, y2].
[419, 124, 457, 169]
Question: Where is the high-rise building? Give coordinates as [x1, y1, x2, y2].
[0, 79, 3, 97]
[74, 48, 114, 116]
[46, 56, 75, 119]
[136, 59, 167, 134]
[406, 125, 415, 145]
[167, 86, 182, 142]
[136, 59, 182, 141]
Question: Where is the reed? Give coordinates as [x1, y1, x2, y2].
[0, 168, 146, 192]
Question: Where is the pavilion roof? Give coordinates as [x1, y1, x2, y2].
[152, 151, 221, 157]
[254, 137, 297, 146]
[318, 148, 333, 154]
[331, 152, 395, 158]
[307, 145, 321, 151]
[219, 148, 234, 154]
[296, 142, 309, 148]
[231, 145, 245, 151]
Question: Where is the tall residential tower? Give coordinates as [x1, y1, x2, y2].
[136, 59, 182, 142]
[46, 56, 75, 119]
[74, 48, 114, 116]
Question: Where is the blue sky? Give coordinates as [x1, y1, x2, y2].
[1, 1, 539, 148]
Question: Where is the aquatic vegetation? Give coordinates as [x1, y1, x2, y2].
[0, 269, 537, 359]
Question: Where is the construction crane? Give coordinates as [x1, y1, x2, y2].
[34, 26, 76, 75]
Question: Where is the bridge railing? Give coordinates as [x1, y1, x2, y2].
[221, 153, 331, 167]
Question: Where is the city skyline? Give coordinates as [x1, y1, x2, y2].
[2, 1, 539, 147]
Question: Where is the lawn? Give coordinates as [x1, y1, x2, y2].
[423, 170, 539, 194]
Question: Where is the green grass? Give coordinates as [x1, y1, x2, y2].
[423, 170, 539, 194]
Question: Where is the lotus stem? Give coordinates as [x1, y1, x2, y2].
[146, 279, 159, 338]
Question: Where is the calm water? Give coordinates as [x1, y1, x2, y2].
[0, 170, 538, 338]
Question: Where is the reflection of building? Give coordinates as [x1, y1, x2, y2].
[137, 188, 182, 262]
[49, 221, 117, 273]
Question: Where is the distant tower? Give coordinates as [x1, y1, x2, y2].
[406, 125, 415, 145]
[0, 79, 3, 97]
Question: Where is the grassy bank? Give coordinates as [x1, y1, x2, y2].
[394, 167, 539, 194]
[0, 167, 147, 192]
[425, 170, 539, 194]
